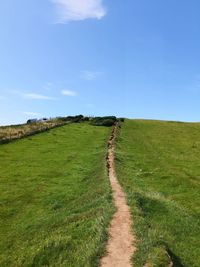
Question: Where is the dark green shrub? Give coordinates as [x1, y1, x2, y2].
[90, 116, 117, 127]
[56, 115, 84, 123]
[101, 119, 116, 126]
[82, 117, 90, 121]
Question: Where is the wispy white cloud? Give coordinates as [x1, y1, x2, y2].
[61, 89, 77, 96]
[23, 93, 57, 100]
[22, 111, 41, 117]
[8, 90, 57, 100]
[81, 70, 103, 81]
[52, 0, 107, 23]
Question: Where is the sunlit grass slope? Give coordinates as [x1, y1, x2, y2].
[115, 119, 200, 267]
[0, 123, 113, 267]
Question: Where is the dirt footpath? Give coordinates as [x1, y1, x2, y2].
[100, 124, 135, 267]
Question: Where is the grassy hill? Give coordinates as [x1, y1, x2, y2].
[1, 118, 200, 267]
[115, 119, 200, 267]
[0, 122, 113, 267]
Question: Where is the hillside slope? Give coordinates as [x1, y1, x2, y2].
[115, 120, 200, 267]
[0, 123, 113, 267]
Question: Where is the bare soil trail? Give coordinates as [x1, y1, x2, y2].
[100, 124, 135, 267]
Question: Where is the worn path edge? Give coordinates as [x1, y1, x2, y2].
[100, 124, 135, 267]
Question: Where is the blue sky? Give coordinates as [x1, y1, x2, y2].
[1, 0, 200, 125]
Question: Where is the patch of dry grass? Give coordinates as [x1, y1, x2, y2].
[0, 120, 68, 143]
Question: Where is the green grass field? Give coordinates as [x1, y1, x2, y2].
[0, 123, 113, 267]
[2, 118, 200, 267]
[115, 120, 200, 267]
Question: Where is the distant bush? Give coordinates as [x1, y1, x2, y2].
[82, 117, 90, 121]
[119, 118, 125, 122]
[90, 116, 117, 127]
[27, 119, 37, 124]
[70, 115, 84, 123]
[57, 115, 85, 123]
